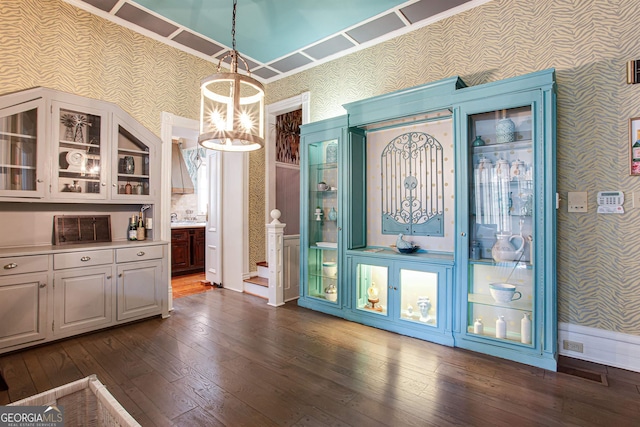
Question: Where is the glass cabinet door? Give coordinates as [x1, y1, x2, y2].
[0, 99, 44, 197]
[466, 104, 535, 345]
[398, 268, 439, 327]
[306, 139, 339, 302]
[355, 262, 389, 316]
[352, 258, 443, 327]
[52, 102, 107, 198]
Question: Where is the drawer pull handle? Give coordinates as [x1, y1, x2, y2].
[137, 251, 145, 256]
[106, 275, 112, 279]
[39, 283, 46, 288]
[4, 263, 17, 270]
[81, 256, 91, 262]
[119, 273, 123, 278]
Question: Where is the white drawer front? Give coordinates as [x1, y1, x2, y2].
[0, 255, 49, 276]
[116, 245, 164, 263]
[54, 249, 114, 270]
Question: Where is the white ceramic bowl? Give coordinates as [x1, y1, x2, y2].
[322, 262, 337, 277]
[489, 283, 522, 303]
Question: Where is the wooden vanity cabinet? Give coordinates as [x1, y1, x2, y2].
[171, 227, 205, 276]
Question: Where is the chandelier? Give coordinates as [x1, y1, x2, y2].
[198, 0, 265, 152]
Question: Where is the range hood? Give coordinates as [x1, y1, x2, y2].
[171, 140, 194, 194]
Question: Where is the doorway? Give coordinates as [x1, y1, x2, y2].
[266, 93, 310, 302]
[160, 113, 222, 310]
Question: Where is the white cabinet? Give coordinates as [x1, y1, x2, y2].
[117, 260, 162, 321]
[0, 85, 168, 356]
[0, 273, 48, 349]
[0, 242, 168, 355]
[0, 88, 159, 203]
[53, 265, 113, 336]
[115, 245, 164, 321]
[0, 254, 49, 350]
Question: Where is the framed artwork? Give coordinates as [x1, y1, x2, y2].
[630, 117, 640, 175]
[275, 110, 301, 165]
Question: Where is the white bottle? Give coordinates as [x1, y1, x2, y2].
[496, 315, 507, 339]
[521, 312, 532, 344]
[473, 318, 483, 335]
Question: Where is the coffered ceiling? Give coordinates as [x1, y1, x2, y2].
[64, 0, 490, 83]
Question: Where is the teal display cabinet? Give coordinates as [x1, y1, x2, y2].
[453, 69, 557, 370]
[298, 116, 348, 317]
[298, 69, 557, 370]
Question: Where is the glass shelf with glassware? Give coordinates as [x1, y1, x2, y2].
[300, 117, 346, 313]
[0, 103, 42, 195]
[306, 247, 339, 302]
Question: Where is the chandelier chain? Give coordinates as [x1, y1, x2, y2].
[232, 0, 237, 51]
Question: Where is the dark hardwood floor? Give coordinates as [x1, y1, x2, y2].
[1, 290, 639, 426]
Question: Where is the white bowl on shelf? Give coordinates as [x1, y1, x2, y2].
[322, 262, 337, 277]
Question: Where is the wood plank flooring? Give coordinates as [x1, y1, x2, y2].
[0, 289, 639, 426]
[172, 272, 212, 299]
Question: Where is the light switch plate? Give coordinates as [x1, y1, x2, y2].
[568, 191, 588, 212]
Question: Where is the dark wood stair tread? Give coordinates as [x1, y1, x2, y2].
[243, 276, 268, 287]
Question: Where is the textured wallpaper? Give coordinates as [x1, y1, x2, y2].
[266, 0, 640, 335]
[4, 0, 640, 335]
[0, 0, 266, 268]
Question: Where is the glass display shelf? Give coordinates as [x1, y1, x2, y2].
[472, 139, 532, 153]
[467, 293, 532, 311]
[309, 162, 337, 170]
[115, 126, 150, 196]
[310, 244, 337, 250]
[465, 325, 533, 345]
[468, 259, 533, 269]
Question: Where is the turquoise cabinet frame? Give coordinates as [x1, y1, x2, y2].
[298, 116, 348, 317]
[453, 70, 557, 370]
[298, 69, 557, 370]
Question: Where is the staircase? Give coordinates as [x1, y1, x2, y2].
[243, 261, 269, 299]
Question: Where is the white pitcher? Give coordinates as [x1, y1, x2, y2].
[491, 232, 525, 262]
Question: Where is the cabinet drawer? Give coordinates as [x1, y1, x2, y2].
[0, 255, 49, 276]
[171, 229, 189, 242]
[54, 250, 114, 270]
[116, 245, 164, 263]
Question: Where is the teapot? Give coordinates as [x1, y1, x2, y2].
[491, 232, 525, 262]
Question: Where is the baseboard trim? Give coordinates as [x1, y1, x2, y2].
[558, 322, 640, 372]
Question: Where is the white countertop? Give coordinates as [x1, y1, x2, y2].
[0, 240, 170, 257]
[170, 222, 207, 229]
